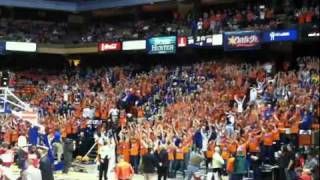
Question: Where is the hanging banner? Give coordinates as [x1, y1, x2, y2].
[212, 34, 223, 46]
[5, 42, 37, 52]
[122, 40, 146, 50]
[146, 36, 176, 54]
[188, 35, 213, 47]
[262, 29, 298, 42]
[300, 26, 320, 41]
[177, 36, 187, 47]
[224, 31, 261, 51]
[98, 42, 122, 52]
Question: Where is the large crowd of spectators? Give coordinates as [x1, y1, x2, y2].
[0, 56, 319, 180]
[0, 0, 319, 44]
[0, 18, 67, 43]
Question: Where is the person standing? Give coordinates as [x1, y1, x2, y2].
[142, 148, 157, 180]
[185, 149, 204, 180]
[129, 138, 140, 173]
[211, 147, 224, 180]
[174, 143, 185, 178]
[156, 146, 169, 180]
[115, 155, 134, 180]
[285, 144, 297, 180]
[62, 138, 75, 174]
[21, 159, 42, 180]
[250, 152, 262, 180]
[98, 140, 110, 180]
[232, 150, 247, 180]
[39, 149, 54, 180]
[0, 159, 15, 180]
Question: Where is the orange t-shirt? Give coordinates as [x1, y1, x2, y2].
[168, 147, 175, 161]
[140, 144, 147, 157]
[290, 122, 299, 134]
[272, 129, 280, 141]
[130, 142, 139, 156]
[206, 142, 215, 158]
[61, 127, 67, 139]
[175, 148, 184, 160]
[115, 161, 134, 180]
[65, 123, 72, 135]
[117, 142, 123, 155]
[263, 133, 273, 146]
[228, 141, 238, 154]
[119, 116, 127, 127]
[221, 148, 230, 160]
[11, 131, 19, 143]
[226, 157, 235, 173]
[248, 137, 260, 153]
[4, 132, 11, 144]
[122, 142, 130, 162]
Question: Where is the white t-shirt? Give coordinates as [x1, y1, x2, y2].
[250, 88, 258, 102]
[18, 135, 27, 147]
[197, 21, 203, 30]
[21, 166, 42, 180]
[83, 108, 94, 119]
[63, 92, 69, 102]
[109, 108, 119, 117]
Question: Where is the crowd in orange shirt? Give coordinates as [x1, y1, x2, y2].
[0, 57, 319, 179]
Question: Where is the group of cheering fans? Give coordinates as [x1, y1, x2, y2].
[0, 56, 319, 180]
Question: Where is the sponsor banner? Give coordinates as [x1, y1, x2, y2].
[212, 34, 223, 46]
[98, 42, 121, 52]
[122, 40, 146, 50]
[188, 34, 223, 47]
[262, 29, 298, 42]
[188, 35, 213, 47]
[0, 42, 5, 55]
[177, 36, 187, 47]
[306, 32, 320, 38]
[300, 27, 320, 41]
[224, 31, 261, 51]
[146, 36, 176, 54]
[5, 42, 37, 52]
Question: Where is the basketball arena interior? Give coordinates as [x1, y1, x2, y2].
[0, 0, 319, 179]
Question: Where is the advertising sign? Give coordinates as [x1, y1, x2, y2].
[177, 36, 187, 47]
[146, 36, 176, 54]
[5, 42, 37, 52]
[212, 34, 223, 46]
[98, 42, 122, 52]
[224, 31, 261, 51]
[262, 29, 298, 42]
[188, 35, 213, 47]
[122, 40, 146, 50]
[300, 26, 320, 41]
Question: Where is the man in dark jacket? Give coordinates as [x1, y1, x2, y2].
[142, 148, 157, 180]
[156, 146, 169, 180]
[63, 138, 75, 174]
[39, 149, 54, 180]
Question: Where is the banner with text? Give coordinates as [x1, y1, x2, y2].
[5, 42, 37, 52]
[146, 36, 176, 54]
[262, 29, 298, 42]
[224, 31, 261, 51]
[177, 36, 187, 47]
[300, 26, 320, 41]
[122, 40, 146, 50]
[98, 42, 122, 52]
